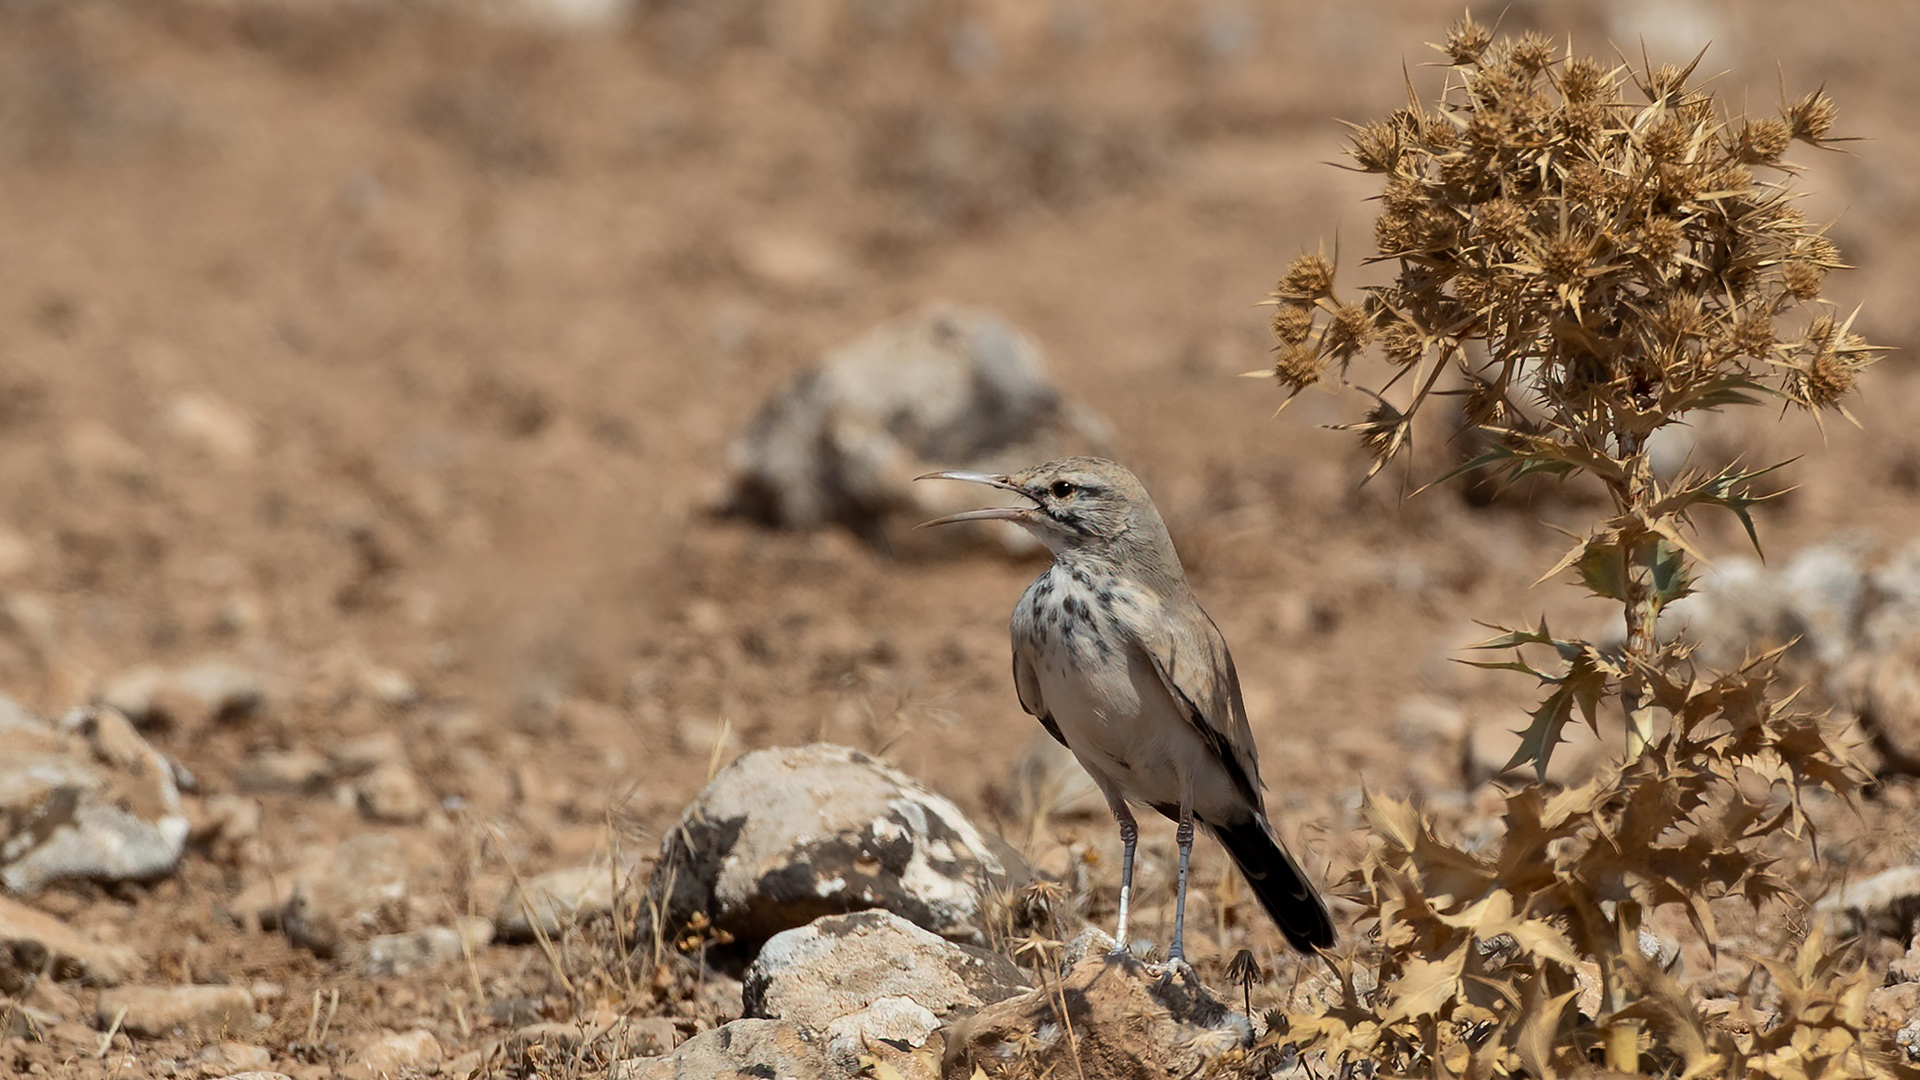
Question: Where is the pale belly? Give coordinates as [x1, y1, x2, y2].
[1015, 571, 1250, 823]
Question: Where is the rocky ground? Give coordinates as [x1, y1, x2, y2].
[6, 1, 1920, 1077]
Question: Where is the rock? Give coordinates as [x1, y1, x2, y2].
[943, 927, 1251, 1080]
[1816, 866, 1920, 941]
[223, 1074, 293, 1080]
[732, 230, 852, 295]
[188, 794, 263, 866]
[636, 744, 1026, 958]
[1872, 982, 1920, 1031]
[227, 833, 428, 957]
[360, 914, 491, 976]
[346, 1029, 442, 1080]
[744, 910, 1030, 1030]
[1678, 542, 1920, 763]
[612, 1018, 833, 1080]
[495, 862, 624, 943]
[195, 1041, 274, 1073]
[722, 303, 1110, 550]
[359, 917, 493, 978]
[1, 706, 190, 894]
[96, 984, 255, 1039]
[0, 893, 142, 991]
[622, 1015, 682, 1057]
[163, 392, 257, 462]
[1893, 941, 1920, 983]
[354, 762, 429, 825]
[237, 749, 331, 794]
[99, 659, 265, 733]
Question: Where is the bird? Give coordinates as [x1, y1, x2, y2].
[917, 456, 1335, 969]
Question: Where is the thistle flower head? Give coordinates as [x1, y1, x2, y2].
[1269, 30, 1871, 469]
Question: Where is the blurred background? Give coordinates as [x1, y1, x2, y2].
[4, 0, 1920, 1066]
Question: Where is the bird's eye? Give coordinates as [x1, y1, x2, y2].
[1049, 480, 1076, 499]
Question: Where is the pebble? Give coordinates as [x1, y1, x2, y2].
[346, 1028, 442, 1080]
[195, 1041, 274, 1073]
[354, 761, 429, 824]
[359, 917, 494, 977]
[494, 862, 621, 942]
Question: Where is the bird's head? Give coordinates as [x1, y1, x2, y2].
[916, 457, 1177, 568]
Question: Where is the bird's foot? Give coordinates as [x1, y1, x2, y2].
[1157, 954, 1197, 986]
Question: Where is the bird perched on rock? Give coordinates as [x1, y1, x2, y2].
[918, 457, 1334, 969]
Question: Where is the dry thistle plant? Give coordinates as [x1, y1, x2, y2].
[1267, 18, 1911, 1078]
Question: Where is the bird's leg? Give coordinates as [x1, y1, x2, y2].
[1110, 801, 1139, 959]
[1164, 808, 1197, 982]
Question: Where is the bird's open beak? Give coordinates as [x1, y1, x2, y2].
[913, 471, 1037, 529]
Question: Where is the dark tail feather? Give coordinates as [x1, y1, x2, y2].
[1208, 817, 1335, 954]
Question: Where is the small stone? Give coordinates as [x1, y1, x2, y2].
[237, 750, 331, 794]
[188, 794, 262, 866]
[355, 762, 428, 825]
[1816, 866, 1920, 940]
[1871, 982, 1920, 1030]
[612, 1018, 827, 1080]
[732, 230, 851, 295]
[163, 393, 257, 462]
[102, 660, 265, 733]
[621, 1015, 681, 1057]
[359, 918, 493, 978]
[346, 1029, 442, 1080]
[744, 910, 1030, 1030]
[0, 882, 144, 992]
[331, 731, 406, 775]
[195, 1041, 273, 1073]
[494, 863, 623, 942]
[96, 984, 255, 1039]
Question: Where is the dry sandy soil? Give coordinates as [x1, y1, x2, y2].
[5, 0, 1920, 1075]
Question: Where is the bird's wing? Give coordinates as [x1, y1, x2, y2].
[1013, 645, 1069, 748]
[1133, 597, 1263, 808]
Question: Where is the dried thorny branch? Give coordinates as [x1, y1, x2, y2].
[1267, 16, 1906, 1079]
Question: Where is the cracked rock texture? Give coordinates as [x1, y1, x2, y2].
[634, 743, 1028, 960]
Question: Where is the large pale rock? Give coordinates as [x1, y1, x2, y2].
[744, 910, 1029, 1029]
[636, 744, 1026, 957]
[96, 984, 256, 1038]
[942, 928, 1251, 1080]
[722, 303, 1109, 549]
[1, 705, 189, 894]
[0, 893, 142, 991]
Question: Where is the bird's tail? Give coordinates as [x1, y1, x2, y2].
[1207, 816, 1335, 954]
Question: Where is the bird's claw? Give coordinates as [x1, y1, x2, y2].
[1158, 955, 1197, 986]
